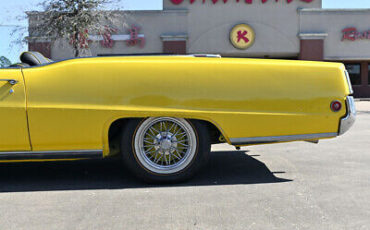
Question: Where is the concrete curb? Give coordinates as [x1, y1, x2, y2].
[355, 98, 370, 102]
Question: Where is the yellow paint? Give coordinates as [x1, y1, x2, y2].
[0, 56, 351, 159]
[0, 69, 31, 151]
[230, 24, 255, 50]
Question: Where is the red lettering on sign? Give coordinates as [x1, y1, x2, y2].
[171, 0, 313, 4]
[69, 29, 89, 49]
[237, 30, 249, 43]
[171, 0, 184, 4]
[126, 25, 145, 48]
[342, 27, 370, 41]
[100, 26, 118, 48]
[72, 25, 146, 49]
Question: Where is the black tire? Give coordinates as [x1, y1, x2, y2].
[120, 118, 210, 183]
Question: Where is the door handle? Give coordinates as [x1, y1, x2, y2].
[0, 79, 18, 85]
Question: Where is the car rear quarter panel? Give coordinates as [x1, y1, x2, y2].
[22, 57, 349, 156]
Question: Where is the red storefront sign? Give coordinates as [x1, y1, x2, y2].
[342, 27, 370, 41]
[69, 29, 89, 49]
[237, 30, 249, 43]
[100, 26, 118, 48]
[126, 25, 145, 48]
[171, 0, 313, 5]
[69, 25, 145, 49]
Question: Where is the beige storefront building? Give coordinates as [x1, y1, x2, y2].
[28, 0, 370, 97]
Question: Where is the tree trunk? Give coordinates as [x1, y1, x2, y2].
[74, 28, 80, 57]
[74, 47, 79, 57]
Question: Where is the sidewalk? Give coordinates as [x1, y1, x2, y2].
[356, 101, 370, 112]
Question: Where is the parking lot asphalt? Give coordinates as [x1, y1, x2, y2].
[0, 102, 369, 230]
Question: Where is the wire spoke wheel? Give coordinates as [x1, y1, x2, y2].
[134, 117, 197, 174]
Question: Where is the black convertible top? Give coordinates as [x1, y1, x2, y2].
[20, 51, 53, 66]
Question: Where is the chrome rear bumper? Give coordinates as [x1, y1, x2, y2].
[339, 96, 356, 135]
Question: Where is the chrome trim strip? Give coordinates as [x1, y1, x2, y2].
[0, 150, 103, 160]
[344, 70, 354, 94]
[339, 96, 356, 136]
[230, 133, 337, 145]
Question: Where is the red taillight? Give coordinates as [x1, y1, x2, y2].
[331, 101, 342, 112]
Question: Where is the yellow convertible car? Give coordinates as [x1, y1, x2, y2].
[0, 51, 355, 182]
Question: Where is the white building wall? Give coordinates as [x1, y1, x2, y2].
[164, 0, 322, 57]
[300, 9, 370, 60]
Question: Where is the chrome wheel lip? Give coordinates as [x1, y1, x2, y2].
[134, 117, 197, 175]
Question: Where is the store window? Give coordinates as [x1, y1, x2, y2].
[345, 63, 362, 86]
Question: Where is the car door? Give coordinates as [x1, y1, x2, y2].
[0, 69, 31, 151]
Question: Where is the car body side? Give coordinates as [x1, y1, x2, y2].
[0, 56, 351, 157]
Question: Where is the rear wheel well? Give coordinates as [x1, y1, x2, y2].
[107, 117, 224, 156]
[108, 118, 132, 156]
[188, 119, 223, 144]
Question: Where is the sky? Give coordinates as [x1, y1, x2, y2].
[1, 0, 370, 63]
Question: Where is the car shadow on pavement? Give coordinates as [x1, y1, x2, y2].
[0, 150, 291, 193]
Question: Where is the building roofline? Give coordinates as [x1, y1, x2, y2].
[160, 33, 188, 41]
[325, 56, 370, 61]
[298, 33, 328, 40]
[299, 8, 370, 13]
[26, 9, 188, 16]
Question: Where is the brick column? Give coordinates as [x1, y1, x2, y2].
[161, 34, 188, 55]
[361, 62, 369, 86]
[298, 33, 327, 61]
[28, 42, 52, 58]
[352, 62, 370, 98]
